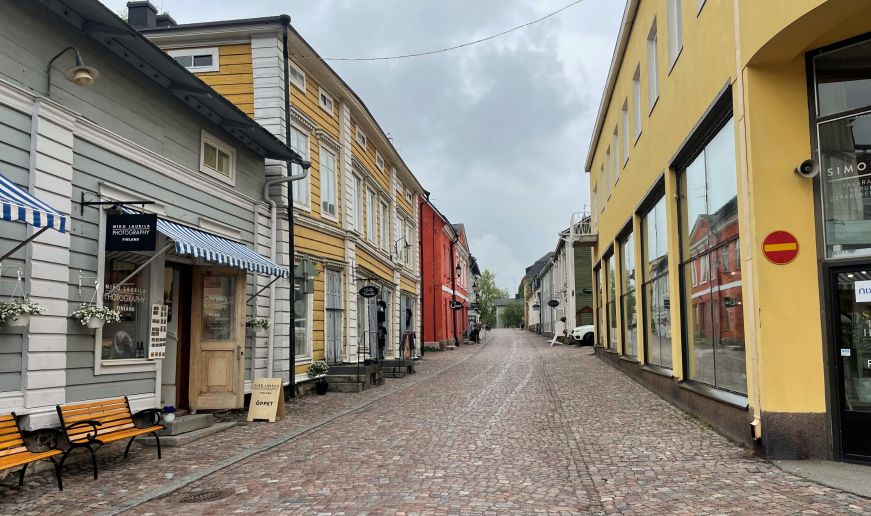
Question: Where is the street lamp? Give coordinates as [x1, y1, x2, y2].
[456, 263, 462, 278]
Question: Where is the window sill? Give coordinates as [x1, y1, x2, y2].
[605, 348, 619, 354]
[678, 380, 749, 410]
[668, 47, 683, 76]
[618, 354, 639, 364]
[648, 97, 659, 117]
[641, 364, 673, 378]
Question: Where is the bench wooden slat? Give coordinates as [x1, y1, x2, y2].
[62, 406, 133, 424]
[60, 402, 129, 418]
[0, 445, 28, 458]
[0, 435, 24, 449]
[59, 397, 127, 411]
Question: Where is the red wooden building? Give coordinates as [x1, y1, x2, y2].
[419, 195, 478, 348]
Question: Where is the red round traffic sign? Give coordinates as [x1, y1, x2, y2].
[762, 231, 799, 265]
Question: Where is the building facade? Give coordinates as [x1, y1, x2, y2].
[587, 0, 871, 462]
[0, 0, 300, 427]
[135, 3, 426, 377]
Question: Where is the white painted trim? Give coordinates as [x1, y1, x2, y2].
[441, 285, 469, 302]
[167, 47, 220, 73]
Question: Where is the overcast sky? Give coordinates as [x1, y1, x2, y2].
[101, 0, 623, 292]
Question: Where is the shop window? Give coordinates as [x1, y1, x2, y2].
[815, 39, 871, 118]
[595, 265, 605, 347]
[621, 232, 637, 358]
[294, 278, 312, 359]
[168, 47, 219, 72]
[320, 147, 337, 218]
[643, 195, 672, 370]
[606, 253, 617, 351]
[678, 117, 746, 395]
[102, 257, 151, 360]
[200, 131, 235, 185]
[291, 126, 310, 208]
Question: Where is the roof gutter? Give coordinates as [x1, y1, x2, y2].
[584, 0, 639, 172]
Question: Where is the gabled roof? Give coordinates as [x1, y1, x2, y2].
[524, 252, 554, 281]
[38, 0, 303, 163]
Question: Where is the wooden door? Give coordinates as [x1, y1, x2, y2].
[189, 266, 245, 410]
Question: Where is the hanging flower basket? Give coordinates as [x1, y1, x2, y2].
[245, 316, 271, 333]
[0, 298, 45, 329]
[71, 304, 121, 329]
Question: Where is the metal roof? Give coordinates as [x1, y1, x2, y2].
[38, 0, 303, 163]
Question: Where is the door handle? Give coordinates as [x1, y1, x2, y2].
[237, 346, 244, 360]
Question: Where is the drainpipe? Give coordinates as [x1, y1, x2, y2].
[418, 192, 427, 357]
[450, 234, 459, 346]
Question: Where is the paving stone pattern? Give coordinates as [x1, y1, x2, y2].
[1, 330, 869, 514]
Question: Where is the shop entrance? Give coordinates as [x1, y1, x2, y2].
[162, 262, 192, 410]
[831, 268, 871, 462]
[189, 266, 246, 410]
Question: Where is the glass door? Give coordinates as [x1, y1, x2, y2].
[832, 268, 871, 462]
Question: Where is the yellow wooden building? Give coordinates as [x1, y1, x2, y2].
[586, 0, 871, 463]
[135, 6, 424, 391]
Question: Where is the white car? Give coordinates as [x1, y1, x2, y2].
[571, 325, 595, 345]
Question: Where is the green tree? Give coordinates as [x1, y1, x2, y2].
[476, 270, 508, 327]
[501, 303, 524, 328]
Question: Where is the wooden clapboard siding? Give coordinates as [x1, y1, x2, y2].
[351, 120, 390, 193]
[357, 249, 393, 282]
[193, 44, 255, 117]
[574, 247, 594, 325]
[0, 104, 31, 394]
[295, 226, 344, 262]
[400, 275, 416, 294]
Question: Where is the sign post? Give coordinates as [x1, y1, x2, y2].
[247, 378, 285, 422]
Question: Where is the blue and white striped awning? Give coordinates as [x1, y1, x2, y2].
[0, 173, 67, 233]
[124, 209, 287, 278]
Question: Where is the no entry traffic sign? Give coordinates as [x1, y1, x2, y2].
[762, 231, 799, 265]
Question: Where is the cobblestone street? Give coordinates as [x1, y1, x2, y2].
[2, 329, 870, 514]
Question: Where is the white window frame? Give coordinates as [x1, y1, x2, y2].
[632, 66, 642, 142]
[353, 174, 363, 233]
[621, 101, 629, 166]
[289, 61, 306, 91]
[647, 21, 659, 113]
[356, 127, 367, 148]
[404, 221, 414, 267]
[380, 200, 390, 252]
[319, 88, 335, 115]
[294, 277, 314, 361]
[290, 125, 310, 210]
[367, 189, 376, 242]
[168, 47, 219, 72]
[199, 130, 236, 186]
[612, 129, 620, 183]
[375, 151, 385, 171]
[320, 147, 338, 220]
[667, 0, 683, 70]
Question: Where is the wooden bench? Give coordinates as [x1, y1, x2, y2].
[56, 397, 163, 479]
[0, 413, 64, 490]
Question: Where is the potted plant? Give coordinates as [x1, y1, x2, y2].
[245, 316, 270, 333]
[0, 298, 45, 328]
[71, 303, 122, 329]
[162, 405, 177, 423]
[307, 360, 329, 395]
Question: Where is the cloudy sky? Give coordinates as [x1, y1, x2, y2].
[101, 0, 624, 292]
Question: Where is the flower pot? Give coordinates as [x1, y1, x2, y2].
[162, 413, 176, 423]
[87, 316, 105, 329]
[315, 381, 328, 395]
[7, 313, 30, 328]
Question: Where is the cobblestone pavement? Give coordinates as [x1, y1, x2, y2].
[2, 329, 870, 514]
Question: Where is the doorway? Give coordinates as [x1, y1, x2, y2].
[830, 267, 871, 462]
[162, 263, 192, 410]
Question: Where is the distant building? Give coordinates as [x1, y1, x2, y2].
[494, 297, 524, 329]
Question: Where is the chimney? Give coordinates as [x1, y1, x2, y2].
[155, 13, 177, 27]
[126, 1, 157, 29]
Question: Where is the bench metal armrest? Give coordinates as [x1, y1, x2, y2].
[64, 420, 102, 443]
[21, 427, 63, 452]
[132, 408, 162, 428]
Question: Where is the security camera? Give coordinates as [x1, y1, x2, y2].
[795, 159, 819, 179]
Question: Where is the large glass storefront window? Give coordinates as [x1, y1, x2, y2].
[102, 257, 150, 360]
[815, 39, 871, 118]
[294, 278, 309, 358]
[679, 118, 747, 395]
[596, 265, 604, 347]
[606, 253, 617, 351]
[621, 233, 637, 358]
[643, 196, 672, 369]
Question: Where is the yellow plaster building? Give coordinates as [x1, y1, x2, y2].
[587, 0, 871, 462]
[135, 8, 424, 390]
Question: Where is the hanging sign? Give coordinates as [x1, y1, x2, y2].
[449, 301, 463, 310]
[247, 378, 285, 422]
[548, 299, 560, 308]
[470, 302, 480, 310]
[762, 231, 799, 265]
[106, 213, 157, 252]
[359, 285, 379, 298]
[148, 304, 168, 359]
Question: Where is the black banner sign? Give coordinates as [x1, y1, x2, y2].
[106, 213, 157, 252]
[449, 301, 463, 310]
[547, 299, 560, 308]
[358, 285, 379, 298]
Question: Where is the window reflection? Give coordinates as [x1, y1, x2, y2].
[643, 197, 671, 369]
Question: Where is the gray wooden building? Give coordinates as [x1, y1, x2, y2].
[0, 0, 301, 429]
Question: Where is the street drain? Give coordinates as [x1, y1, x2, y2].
[178, 488, 235, 503]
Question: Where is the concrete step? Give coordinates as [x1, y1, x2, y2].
[328, 382, 365, 393]
[383, 372, 406, 378]
[157, 413, 214, 436]
[329, 364, 381, 375]
[141, 421, 236, 447]
[325, 374, 374, 383]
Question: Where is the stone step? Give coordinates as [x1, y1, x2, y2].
[328, 364, 380, 375]
[383, 372, 406, 378]
[157, 413, 214, 436]
[325, 374, 374, 383]
[140, 421, 236, 447]
[328, 382, 365, 393]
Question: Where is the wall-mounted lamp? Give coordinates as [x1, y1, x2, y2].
[456, 264, 462, 278]
[47, 46, 100, 97]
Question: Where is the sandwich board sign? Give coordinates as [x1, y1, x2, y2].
[247, 378, 285, 422]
